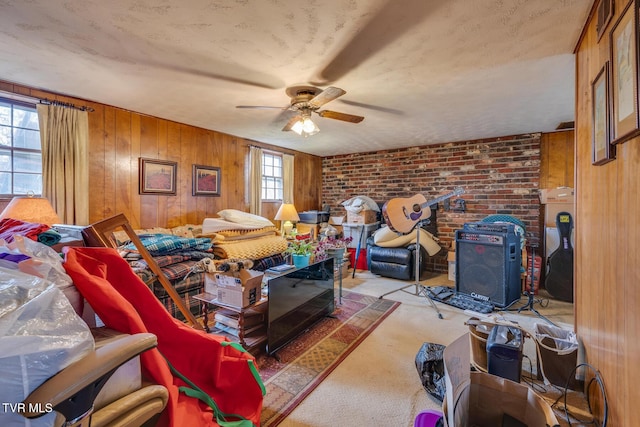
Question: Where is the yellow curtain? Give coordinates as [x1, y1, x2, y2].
[37, 104, 89, 225]
[249, 145, 263, 215]
[283, 153, 294, 204]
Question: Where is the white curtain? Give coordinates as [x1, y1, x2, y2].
[37, 104, 89, 225]
[249, 145, 263, 215]
[283, 153, 294, 204]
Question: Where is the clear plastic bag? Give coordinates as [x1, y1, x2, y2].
[0, 235, 82, 315]
[0, 267, 94, 427]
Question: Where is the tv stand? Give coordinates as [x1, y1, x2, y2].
[266, 258, 335, 356]
[194, 259, 335, 356]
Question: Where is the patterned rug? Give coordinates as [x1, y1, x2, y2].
[256, 290, 400, 427]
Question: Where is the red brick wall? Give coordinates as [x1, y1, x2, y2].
[322, 133, 541, 272]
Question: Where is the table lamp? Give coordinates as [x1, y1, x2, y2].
[0, 195, 62, 226]
[275, 203, 299, 236]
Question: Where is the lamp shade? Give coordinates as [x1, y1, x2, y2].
[274, 203, 300, 222]
[0, 196, 61, 226]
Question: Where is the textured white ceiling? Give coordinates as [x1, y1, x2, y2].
[0, 0, 591, 156]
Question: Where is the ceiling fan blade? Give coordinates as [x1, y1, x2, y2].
[316, 110, 364, 123]
[310, 0, 437, 85]
[338, 99, 404, 115]
[282, 115, 303, 131]
[141, 61, 284, 89]
[308, 87, 346, 109]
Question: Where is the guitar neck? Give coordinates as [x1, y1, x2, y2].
[419, 191, 455, 209]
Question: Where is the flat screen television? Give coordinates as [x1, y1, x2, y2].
[266, 258, 334, 355]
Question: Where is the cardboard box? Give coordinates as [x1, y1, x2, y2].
[544, 203, 574, 227]
[204, 272, 217, 295]
[346, 209, 378, 224]
[329, 216, 345, 225]
[443, 333, 559, 427]
[447, 251, 456, 281]
[539, 187, 574, 204]
[215, 269, 264, 308]
[296, 222, 320, 240]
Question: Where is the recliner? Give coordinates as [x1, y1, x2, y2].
[366, 206, 439, 281]
[367, 240, 428, 280]
[19, 333, 168, 427]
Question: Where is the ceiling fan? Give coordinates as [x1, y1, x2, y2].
[236, 85, 364, 136]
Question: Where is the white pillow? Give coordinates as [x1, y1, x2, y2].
[217, 209, 274, 228]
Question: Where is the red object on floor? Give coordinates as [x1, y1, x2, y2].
[524, 254, 542, 294]
[347, 248, 368, 270]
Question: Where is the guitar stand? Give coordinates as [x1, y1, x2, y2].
[379, 219, 443, 319]
[515, 242, 557, 326]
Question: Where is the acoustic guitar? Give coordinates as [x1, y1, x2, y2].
[545, 211, 574, 303]
[382, 187, 464, 233]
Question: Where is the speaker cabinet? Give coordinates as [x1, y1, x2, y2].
[455, 223, 522, 308]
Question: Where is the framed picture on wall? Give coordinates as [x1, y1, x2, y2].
[138, 158, 177, 195]
[596, 0, 614, 42]
[192, 164, 221, 196]
[609, 0, 639, 145]
[592, 62, 615, 165]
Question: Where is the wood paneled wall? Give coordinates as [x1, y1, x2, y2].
[575, 1, 640, 424]
[0, 80, 323, 228]
[540, 130, 575, 189]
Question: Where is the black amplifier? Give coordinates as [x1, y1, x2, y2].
[455, 222, 521, 308]
[462, 221, 516, 235]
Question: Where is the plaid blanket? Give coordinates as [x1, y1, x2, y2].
[130, 254, 192, 269]
[124, 234, 212, 256]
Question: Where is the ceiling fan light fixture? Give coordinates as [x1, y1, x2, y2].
[291, 117, 319, 137]
[302, 117, 319, 134]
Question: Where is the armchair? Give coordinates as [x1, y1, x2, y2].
[20, 333, 168, 427]
[367, 240, 428, 281]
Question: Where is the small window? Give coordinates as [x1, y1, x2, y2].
[262, 152, 283, 201]
[0, 98, 42, 196]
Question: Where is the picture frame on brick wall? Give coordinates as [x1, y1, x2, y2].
[592, 62, 615, 165]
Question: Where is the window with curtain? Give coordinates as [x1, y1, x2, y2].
[262, 151, 283, 201]
[0, 98, 42, 197]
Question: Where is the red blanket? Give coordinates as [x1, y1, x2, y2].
[63, 247, 263, 427]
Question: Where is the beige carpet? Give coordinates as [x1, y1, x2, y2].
[276, 271, 576, 427]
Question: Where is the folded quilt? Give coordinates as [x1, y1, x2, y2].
[203, 226, 280, 243]
[202, 217, 270, 234]
[212, 235, 288, 260]
[123, 234, 212, 256]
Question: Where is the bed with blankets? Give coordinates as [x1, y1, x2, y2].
[114, 210, 288, 321]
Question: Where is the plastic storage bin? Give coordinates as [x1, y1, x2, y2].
[486, 325, 523, 383]
[414, 410, 443, 427]
[342, 222, 380, 248]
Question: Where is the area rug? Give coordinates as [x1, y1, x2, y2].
[256, 290, 400, 427]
